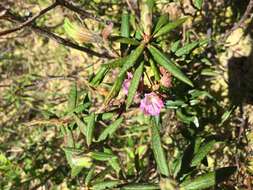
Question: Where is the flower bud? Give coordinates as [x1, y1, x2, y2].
[64, 18, 102, 44]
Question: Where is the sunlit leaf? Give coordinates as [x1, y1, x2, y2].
[122, 184, 160, 190]
[154, 17, 188, 38]
[175, 41, 199, 57]
[151, 118, 169, 176]
[103, 72, 126, 105]
[73, 114, 86, 136]
[150, 58, 160, 81]
[92, 180, 120, 190]
[90, 67, 109, 86]
[90, 152, 117, 161]
[98, 117, 123, 141]
[193, 0, 204, 10]
[102, 57, 126, 69]
[153, 14, 169, 34]
[119, 43, 145, 76]
[148, 44, 193, 86]
[126, 61, 144, 109]
[115, 37, 140, 45]
[180, 172, 215, 190]
[86, 113, 96, 147]
[191, 140, 216, 167]
[68, 83, 77, 111]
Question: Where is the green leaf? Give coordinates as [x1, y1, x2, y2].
[166, 100, 187, 109]
[176, 110, 199, 127]
[180, 167, 236, 190]
[115, 37, 140, 45]
[102, 57, 126, 69]
[151, 118, 169, 176]
[73, 114, 86, 136]
[92, 180, 119, 190]
[122, 184, 160, 190]
[98, 117, 123, 141]
[154, 17, 188, 38]
[86, 113, 96, 147]
[121, 10, 130, 38]
[193, 0, 204, 10]
[68, 83, 77, 111]
[104, 44, 145, 105]
[150, 58, 160, 81]
[153, 14, 169, 34]
[191, 140, 216, 167]
[121, 9, 130, 54]
[85, 165, 95, 185]
[90, 152, 117, 161]
[175, 41, 199, 57]
[180, 172, 215, 190]
[104, 72, 126, 105]
[219, 106, 236, 126]
[126, 62, 144, 109]
[90, 67, 109, 86]
[104, 148, 121, 175]
[171, 40, 181, 53]
[148, 44, 193, 87]
[71, 155, 92, 168]
[119, 43, 145, 76]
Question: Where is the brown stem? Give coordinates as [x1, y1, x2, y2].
[222, 0, 253, 42]
[3, 9, 114, 59]
[0, 1, 58, 36]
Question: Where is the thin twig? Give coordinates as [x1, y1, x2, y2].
[221, 0, 253, 42]
[56, 0, 112, 24]
[3, 9, 114, 59]
[0, 1, 58, 36]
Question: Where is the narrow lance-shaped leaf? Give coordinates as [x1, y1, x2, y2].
[92, 180, 120, 190]
[175, 41, 199, 57]
[180, 167, 236, 190]
[68, 83, 77, 111]
[98, 117, 124, 141]
[194, 0, 204, 10]
[85, 165, 95, 186]
[102, 57, 126, 69]
[104, 44, 145, 106]
[90, 152, 117, 161]
[126, 62, 144, 109]
[148, 44, 193, 87]
[153, 14, 169, 34]
[191, 140, 216, 167]
[121, 10, 130, 38]
[140, 0, 154, 36]
[114, 37, 140, 45]
[121, 9, 130, 55]
[149, 58, 160, 81]
[154, 17, 188, 38]
[103, 72, 126, 106]
[86, 113, 96, 147]
[151, 118, 169, 176]
[90, 67, 109, 86]
[180, 172, 215, 190]
[122, 184, 160, 190]
[73, 114, 86, 136]
[119, 43, 145, 76]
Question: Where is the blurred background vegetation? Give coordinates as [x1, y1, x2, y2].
[0, 0, 253, 189]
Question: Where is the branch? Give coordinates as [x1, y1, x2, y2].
[222, 0, 253, 42]
[3, 9, 114, 59]
[56, 0, 112, 24]
[0, 2, 58, 36]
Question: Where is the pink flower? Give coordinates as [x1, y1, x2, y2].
[140, 92, 164, 116]
[122, 72, 133, 95]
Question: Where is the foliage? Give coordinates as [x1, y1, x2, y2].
[1, 0, 253, 189]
